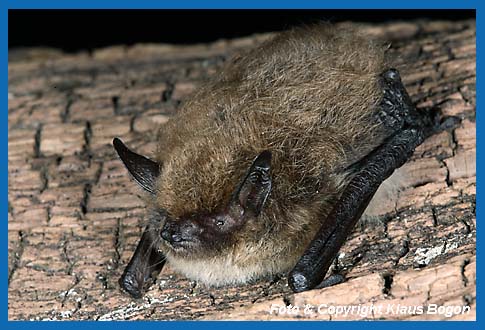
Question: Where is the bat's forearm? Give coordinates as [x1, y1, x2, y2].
[289, 127, 425, 292]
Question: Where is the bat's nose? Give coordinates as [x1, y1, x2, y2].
[160, 220, 201, 247]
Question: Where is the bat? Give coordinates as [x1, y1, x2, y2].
[112, 24, 458, 298]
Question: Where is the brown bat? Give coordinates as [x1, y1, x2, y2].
[113, 24, 458, 298]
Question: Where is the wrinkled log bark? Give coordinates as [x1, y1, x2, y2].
[8, 19, 475, 320]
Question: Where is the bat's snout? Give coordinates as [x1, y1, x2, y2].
[160, 220, 200, 247]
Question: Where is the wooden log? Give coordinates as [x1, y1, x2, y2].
[8, 19, 475, 320]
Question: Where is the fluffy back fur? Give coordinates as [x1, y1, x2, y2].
[152, 24, 392, 285]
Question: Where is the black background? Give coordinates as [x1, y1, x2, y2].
[9, 10, 475, 52]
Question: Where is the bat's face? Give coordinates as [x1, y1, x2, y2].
[157, 205, 245, 257]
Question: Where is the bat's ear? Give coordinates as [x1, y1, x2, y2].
[113, 138, 160, 195]
[232, 150, 272, 217]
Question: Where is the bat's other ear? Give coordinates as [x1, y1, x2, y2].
[113, 138, 160, 195]
[232, 150, 272, 217]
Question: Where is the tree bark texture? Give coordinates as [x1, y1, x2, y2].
[8, 19, 476, 320]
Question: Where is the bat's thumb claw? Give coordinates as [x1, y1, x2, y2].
[288, 271, 311, 293]
[119, 272, 143, 299]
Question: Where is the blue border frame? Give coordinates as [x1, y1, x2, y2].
[4, 0, 480, 329]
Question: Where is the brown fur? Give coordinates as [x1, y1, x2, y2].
[150, 24, 394, 286]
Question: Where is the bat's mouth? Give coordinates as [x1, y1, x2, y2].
[160, 219, 202, 253]
[161, 235, 197, 253]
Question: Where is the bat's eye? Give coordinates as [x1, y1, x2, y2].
[210, 215, 232, 231]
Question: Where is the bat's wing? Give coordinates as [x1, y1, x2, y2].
[288, 68, 459, 292]
[119, 222, 166, 298]
[288, 127, 425, 292]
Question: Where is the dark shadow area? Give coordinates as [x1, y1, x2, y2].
[9, 9, 475, 53]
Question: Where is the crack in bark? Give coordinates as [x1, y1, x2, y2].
[61, 234, 77, 276]
[79, 121, 96, 168]
[39, 166, 49, 193]
[112, 96, 120, 115]
[33, 124, 42, 158]
[460, 258, 471, 287]
[61, 96, 74, 123]
[80, 183, 92, 215]
[8, 231, 27, 286]
[460, 217, 472, 234]
[431, 207, 439, 226]
[46, 206, 52, 224]
[382, 273, 394, 296]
